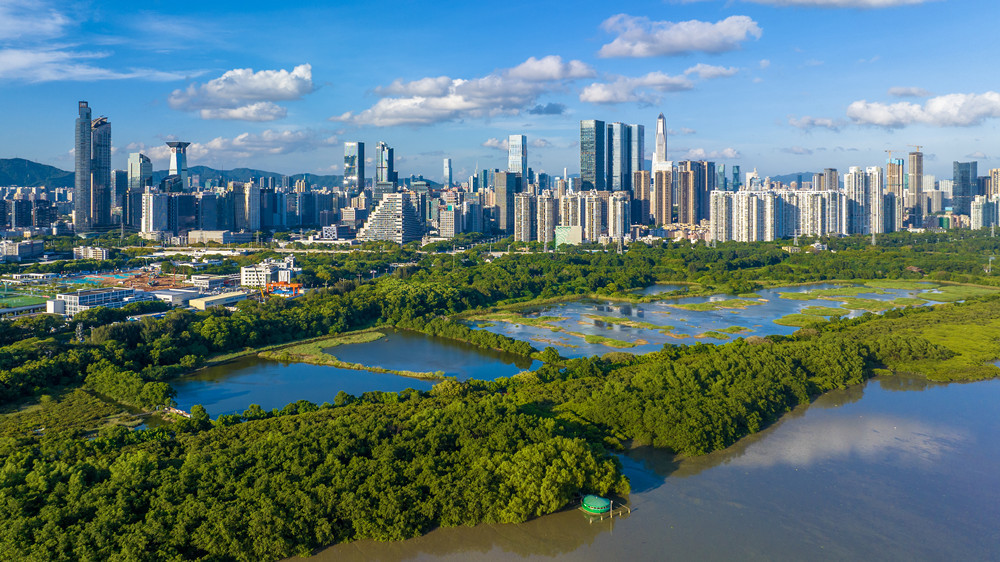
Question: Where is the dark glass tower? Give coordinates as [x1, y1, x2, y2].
[580, 120, 606, 191]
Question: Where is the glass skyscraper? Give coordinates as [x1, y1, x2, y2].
[953, 160, 978, 215]
[344, 141, 365, 190]
[375, 141, 396, 185]
[508, 134, 527, 182]
[74, 101, 92, 232]
[580, 120, 606, 191]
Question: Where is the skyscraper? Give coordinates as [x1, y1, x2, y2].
[494, 171, 519, 234]
[344, 142, 365, 190]
[166, 141, 190, 189]
[652, 113, 668, 172]
[886, 158, 905, 199]
[508, 134, 527, 181]
[580, 120, 606, 191]
[678, 161, 706, 224]
[442, 158, 452, 188]
[128, 153, 152, 192]
[953, 160, 978, 215]
[843, 166, 869, 234]
[90, 116, 112, 227]
[74, 101, 92, 232]
[375, 141, 396, 185]
[606, 122, 631, 192]
[513, 193, 536, 242]
[630, 124, 645, 176]
[653, 169, 673, 225]
[633, 170, 651, 224]
[908, 151, 924, 221]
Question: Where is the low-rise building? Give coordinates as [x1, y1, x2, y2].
[0, 240, 44, 262]
[240, 256, 300, 288]
[189, 274, 239, 292]
[189, 291, 248, 310]
[73, 246, 110, 260]
[187, 230, 253, 244]
[47, 287, 157, 317]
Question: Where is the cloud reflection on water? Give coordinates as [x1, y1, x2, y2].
[727, 415, 966, 469]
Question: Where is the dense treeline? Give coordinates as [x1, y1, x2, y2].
[0, 394, 625, 560]
[396, 316, 537, 357]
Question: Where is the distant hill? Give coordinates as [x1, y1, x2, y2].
[771, 172, 818, 185]
[0, 158, 74, 188]
[0, 158, 344, 189]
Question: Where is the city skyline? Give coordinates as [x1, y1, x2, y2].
[1, 0, 998, 181]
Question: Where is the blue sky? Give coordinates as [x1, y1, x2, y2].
[1, 0, 997, 183]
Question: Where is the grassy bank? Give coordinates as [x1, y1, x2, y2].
[259, 331, 445, 380]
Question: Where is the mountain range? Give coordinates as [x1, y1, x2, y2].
[0, 158, 344, 189]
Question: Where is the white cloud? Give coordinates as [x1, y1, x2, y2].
[506, 55, 596, 81]
[374, 76, 453, 97]
[482, 138, 509, 151]
[684, 63, 739, 79]
[198, 102, 288, 122]
[580, 71, 693, 105]
[0, 1, 69, 41]
[847, 92, 1000, 128]
[888, 86, 931, 98]
[966, 151, 988, 159]
[682, 147, 742, 159]
[169, 64, 314, 121]
[759, 59, 771, 69]
[0, 47, 193, 82]
[598, 14, 762, 58]
[789, 115, 845, 131]
[668, 127, 697, 135]
[783, 146, 814, 155]
[337, 55, 593, 127]
[531, 138, 551, 148]
[745, 0, 931, 7]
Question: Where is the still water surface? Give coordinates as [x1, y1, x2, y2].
[469, 284, 933, 358]
[309, 375, 1000, 561]
[173, 329, 539, 416]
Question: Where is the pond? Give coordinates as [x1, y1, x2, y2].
[467, 283, 941, 358]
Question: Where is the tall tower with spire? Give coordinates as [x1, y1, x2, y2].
[652, 113, 668, 172]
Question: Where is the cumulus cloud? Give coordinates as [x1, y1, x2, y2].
[684, 63, 739, 79]
[888, 86, 931, 98]
[335, 55, 593, 127]
[580, 71, 693, 105]
[506, 55, 596, 81]
[789, 115, 845, 131]
[125, 130, 337, 165]
[759, 59, 771, 69]
[847, 91, 1000, 128]
[966, 151, 988, 159]
[482, 138, 509, 151]
[744, 0, 930, 7]
[598, 14, 762, 58]
[783, 146, 814, 155]
[682, 147, 742, 159]
[169, 64, 314, 121]
[531, 138, 551, 148]
[527, 102, 567, 115]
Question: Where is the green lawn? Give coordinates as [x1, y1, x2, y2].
[919, 285, 1000, 302]
[774, 313, 830, 327]
[0, 295, 47, 308]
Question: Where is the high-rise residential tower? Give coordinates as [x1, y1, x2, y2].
[580, 120, 606, 190]
[74, 101, 93, 232]
[886, 158, 905, 199]
[652, 113, 668, 172]
[344, 142, 365, 190]
[508, 134, 527, 182]
[494, 171, 520, 234]
[908, 150, 924, 222]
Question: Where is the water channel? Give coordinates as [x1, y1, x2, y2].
[307, 375, 1000, 561]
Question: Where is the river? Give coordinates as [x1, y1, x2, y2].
[306, 375, 1000, 560]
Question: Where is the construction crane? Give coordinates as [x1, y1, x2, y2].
[908, 144, 923, 153]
